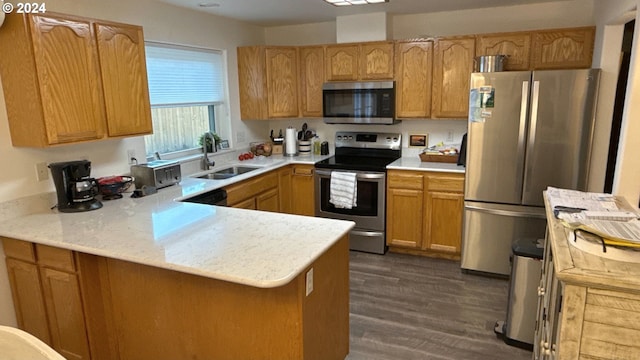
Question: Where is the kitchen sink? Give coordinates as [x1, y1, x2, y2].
[195, 166, 262, 180]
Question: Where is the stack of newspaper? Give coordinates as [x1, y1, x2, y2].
[547, 187, 640, 249]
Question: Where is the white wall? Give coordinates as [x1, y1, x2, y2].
[592, 0, 640, 206]
[265, 21, 336, 45]
[393, 0, 595, 39]
[0, 0, 266, 326]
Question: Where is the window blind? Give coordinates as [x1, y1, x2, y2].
[145, 43, 224, 106]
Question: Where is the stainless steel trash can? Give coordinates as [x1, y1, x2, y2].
[495, 237, 543, 350]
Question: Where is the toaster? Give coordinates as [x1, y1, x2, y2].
[131, 160, 181, 189]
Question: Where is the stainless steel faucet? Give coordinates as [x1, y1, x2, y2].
[202, 132, 216, 170]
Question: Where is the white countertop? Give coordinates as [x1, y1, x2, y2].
[387, 157, 466, 173]
[0, 154, 354, 289]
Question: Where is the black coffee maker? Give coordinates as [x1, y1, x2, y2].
[49, 160, 102, 213]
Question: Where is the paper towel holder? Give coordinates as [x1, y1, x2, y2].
[284, 126, 298, 157]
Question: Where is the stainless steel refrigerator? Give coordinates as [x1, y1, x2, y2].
[461, 69, 600, 276]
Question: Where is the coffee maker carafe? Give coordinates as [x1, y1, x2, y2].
[49, 160, 102, 213]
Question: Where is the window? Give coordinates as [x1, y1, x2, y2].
[144, 42, 229, 157]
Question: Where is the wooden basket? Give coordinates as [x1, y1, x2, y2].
[419, 153, 459, 163]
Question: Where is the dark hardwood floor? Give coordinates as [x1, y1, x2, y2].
[346, 251, 532, 360]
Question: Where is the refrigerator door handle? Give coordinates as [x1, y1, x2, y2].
[465, 204, 547, 219]
[524, 80, 541, 192]
[517, 81, 529, 187]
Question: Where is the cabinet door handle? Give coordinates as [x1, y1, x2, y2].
[537, 286, 545, 296]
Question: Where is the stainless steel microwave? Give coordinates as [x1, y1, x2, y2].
[322, 81, 397, 124]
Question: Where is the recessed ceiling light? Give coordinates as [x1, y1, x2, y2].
[198, 2, 220, 7]
[323, 0, 388, 6]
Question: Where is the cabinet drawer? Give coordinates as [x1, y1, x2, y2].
[426, 174, 464, 192]
[388, 172, 423, 190]
[226, 172, 278, 205]
[2, 238, 36, 262]
[36, 244, 76, 272]
[292, 165, 314, 176]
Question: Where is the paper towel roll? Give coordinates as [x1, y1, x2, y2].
[285, 127, 297, 156]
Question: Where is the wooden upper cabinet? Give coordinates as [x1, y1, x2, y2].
[326, 42, 393, 81]
[359, 41, 394, 80]
[238, 46, 268, 120]
[95, 22, 152, 137]
[325, 44, 359, 81]
[299, 46, 325, 117]
[0, 12, 153, 147]
[395, 41, 433, 118]
[531, 27, 595, 69]
[237, 46, 298, 119]
[265, 47, 299, 118]
[0, 13, 106, 147]
[432, 37, 475, 118]
[476, 33, 531, 71]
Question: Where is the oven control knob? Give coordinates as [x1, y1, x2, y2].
[386, 137, 391, 142]
[348, 136, 353, 140]
[337, 136, 342, 140]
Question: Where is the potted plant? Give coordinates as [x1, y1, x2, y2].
[198, 132, 221, 152]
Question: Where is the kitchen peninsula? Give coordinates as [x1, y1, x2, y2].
[0, 175, 354, 360]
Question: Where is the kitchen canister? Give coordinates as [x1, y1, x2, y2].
[475, 55, 507, 72]
[320, 141, 329, 155]
[298, 140, 311, 156]
[285, 127, 297, 156]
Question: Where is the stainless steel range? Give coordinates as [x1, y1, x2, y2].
[314, 131, 401, 254]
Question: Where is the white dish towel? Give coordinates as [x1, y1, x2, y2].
[329, 171, 357, 209]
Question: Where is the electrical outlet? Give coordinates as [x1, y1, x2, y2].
[236, 131, 246, 144]
[305, 268, 314, 296]
[127, 149, 136, 164]
[35, 162, 49, 182]
[446, 130, 454, 142]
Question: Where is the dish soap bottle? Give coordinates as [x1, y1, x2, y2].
[313, 135, 321, 155]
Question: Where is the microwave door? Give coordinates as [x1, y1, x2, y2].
[322, 81, 397, 124]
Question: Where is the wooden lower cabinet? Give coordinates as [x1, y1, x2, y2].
[291, 165, 315, 216]
[423, 175, 464, 254]
[223, 165, 314, 215]
[386, 170, 464, 259]
[278, 166, 293, 213]
[234, 197, 257, 210]
[225, 171, 279, 212]
[40, 267, 91, 360]
[2, 235, 350, 360]
[387, 172, 424, 248]
[256, 187, 279, 212]
[2, 238, 91, 360]
[224, 166, 312, 215]
[4, 258, 51, 344]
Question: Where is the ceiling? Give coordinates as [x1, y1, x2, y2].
[155, 0, 570, 27]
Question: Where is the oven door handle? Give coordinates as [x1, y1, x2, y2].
[315, 169, 385, 180]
